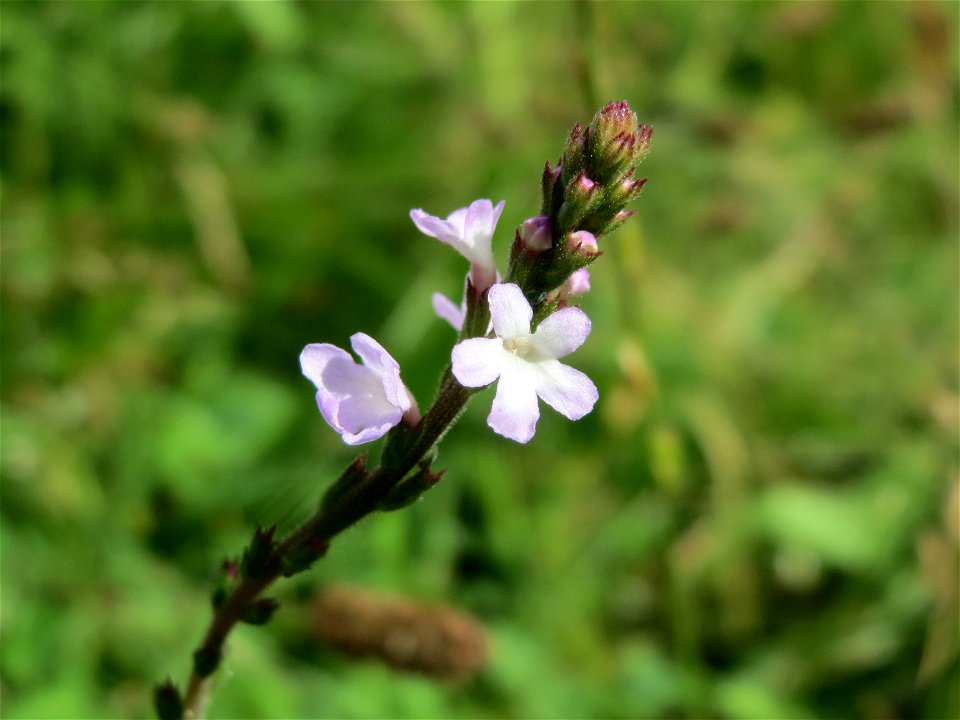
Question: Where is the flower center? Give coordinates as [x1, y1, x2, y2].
[502, 337, 532, 358]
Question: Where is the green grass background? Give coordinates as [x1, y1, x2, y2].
[1, 2, 957, 718]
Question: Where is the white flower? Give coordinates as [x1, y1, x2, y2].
[300, 333, 418, 445]
[410, 198, 505, 291]
[451, 283, 598, 443]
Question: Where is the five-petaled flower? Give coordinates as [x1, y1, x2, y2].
[451, 283, 598, 443]
[410, 199, 505, 292]
[300, 333, 419, 445]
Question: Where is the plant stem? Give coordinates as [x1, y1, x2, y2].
[179, 372, 475, 719]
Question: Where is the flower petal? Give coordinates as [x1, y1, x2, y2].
[432, 292, 464, 331]
[300, 343, 352, 389]
[531, 306, 591, 359]
[301, 336, 411, 445]
[464, 200, 502, 288]
[320, 355, 382, 398]
[463, 199, 503, 256]
[445, 206, 469, 236]
[339, 418, 401, 445]
[412, 201, 503, 292]
[409, 209, 461, 247]
[533, 359, 598, 421]
[335, 392, 403, 444]
[487, 283, 532, 339]
[317, 356, 398, 442]
[349, 333, 410, 412]
[451, 337, 503, 387]
[487, 357, 540, 443]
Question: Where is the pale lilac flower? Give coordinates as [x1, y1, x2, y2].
[410, 199, 505, 291]
[451, 283, 598, 443]
[300, 333, 418, 445]
[552, 268, 591, 304]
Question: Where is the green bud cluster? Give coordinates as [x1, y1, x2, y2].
[508, 100, 652, 308]
[550, 100, 652, 237]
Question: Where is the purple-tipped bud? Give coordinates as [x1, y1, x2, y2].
[564, 123, 587, 171]
[566, 172, 597, 209]
[548, 267, 592, 306]
[587, 100, 653, 182]
[221, 558, 239, 579]
[605, 209, 637, 234]
[506, 101, 652, 298]
[572, 172, 597, 198]
[240, 524, 277, 580]
[540, 160, 562, 214]
[557, 172, 599, 233]
[520, 215, 552, 251]
[636, 124, 654, 156]
[563, 268, 592, 298]
[610, 176, 648, 206]
[565, 230, 599, 256]
[594, 101, 637, 138]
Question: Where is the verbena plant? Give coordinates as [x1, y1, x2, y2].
[155, 101, 653, 720]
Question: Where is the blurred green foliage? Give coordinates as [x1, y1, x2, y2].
[1, 2, 958, 718]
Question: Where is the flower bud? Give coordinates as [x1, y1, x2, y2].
[520, 215, 552, 251]
[609, 176, 648, 207]
[506, 101, 652, 301]
[565, 230, 598, 256]
[240, 524, 277, 580]
[241, 597, 281, 625]
[193, 645, 221, 679]
[636, 123, 654, 157]
[378, 458, 445, 511]
[281, 536, 330, 577]
[548, 268, 591, 306]
[221, 558, 239, 580]
[540, 160, 562, 215]
[320, 455, 369, 512]
[557, 172, 598, 232]
[153, 680, 184, 720]
[564, 268, 592, 297]
[586, 101, 653, 182]
[570, 173, 597, 201]
[561, 123, 587, 186]
[604, 209, 636, 235]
